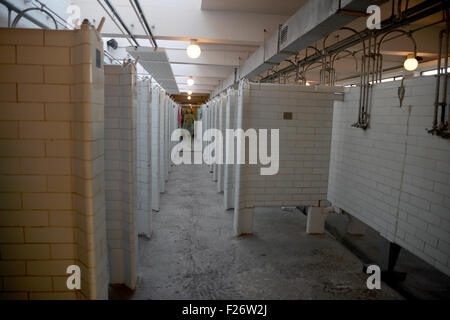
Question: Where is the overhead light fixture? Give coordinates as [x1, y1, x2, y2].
[404, 54, 418, 71]
[305, 82, 311, 86]
[186, 40, 201, 59]
[187, 90, 192, 95]
[187, 96, 192, 100]
[187, 78, 195, 86]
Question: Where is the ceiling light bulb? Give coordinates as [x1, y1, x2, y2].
[305, 82, 311, 86]
[187, 78, 195, 86]
[187, 96, 192, 100]
[187, 90, 192, 95]
[404, 55, 418, 71]
[186, 40, 201, 59]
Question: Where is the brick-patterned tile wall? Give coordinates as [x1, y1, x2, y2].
[328, 76, 450, 276]
[0, 25, 108, 300]
[212, 99, 219, 182]
[168, 101, 179, 169]
[202, 103, 211, 166]
[234, 81, 343, 235]
[151, 85, 161, 211]
[135, 80, 152, 237]
[159, 91, 166, 193]
[164, 96, 169, 182]
[217, 94, 227, 193]
[104, 63, 138, 289]
[224, 89, 237, 209]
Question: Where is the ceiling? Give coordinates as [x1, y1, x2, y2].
[73, 0, 286, 96]
[201, 0, 307, 16]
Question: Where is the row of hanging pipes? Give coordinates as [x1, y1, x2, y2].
[261, 0, 449, 134]
[263, 26, 409, 130]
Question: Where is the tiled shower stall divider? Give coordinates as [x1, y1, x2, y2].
[328, 76, 450, 276]
[0, 25, 179, 299]
[135, 79, 152, 238]
[159, 90, 167, 193]
[223, 89, 237, 210]
[201, 102, 211, 172]
[151, 84, 161, 211]
[168, 100, 179, 172]
[0, 24, 108, 299]
[200, 103, 209, 162]
[159, 90, 166, 193]
[217, 94, 227, 193]
[208, 100, 215, 175]
[164, 95, 170, 181]
[104, 63, 138, 289]
[212, 99, 219, 182]
[233, 81, 343, 235]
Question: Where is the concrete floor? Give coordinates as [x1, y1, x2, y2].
[114, 156, 403, 299]
[326, 213, 450, 299]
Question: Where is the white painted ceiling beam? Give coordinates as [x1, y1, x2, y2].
[178, 84, 215, 91]
[177, 88, 212, 94]
[154, 41, 258, 52]
[175, 76, 221, 86]
[201, 0, 308, 16]
[72, 0, 289, 46]
[171, 64, 233, 79]
[165, 49, 247, 67]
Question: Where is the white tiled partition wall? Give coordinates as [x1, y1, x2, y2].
[165, 96, 170, 187]
[210, 101, 215, 175]
[169, 101, 180, 162]
[200, 103, 208, 155]
[167, 98, 176, 177]
[234, 81, 343, 236]
[166, 100, 172, 174]
[0, 24, 108, 299]
[202, 102, 212, 172]
[217, 94, 227, 193]
[150, 84, 161, 211]
[159, 90, 166, 193]
[224, 89, 237, 210]
[164, 96, 169, 181]
[212, 98, 219, 181]
[328, 76, 450, 276]
[104, 63, 138, 289]
[135, 79, 152, 238]
[204, 103, 211, 156]
[204, 103, 211, 170]
[196, 104, 204, 148]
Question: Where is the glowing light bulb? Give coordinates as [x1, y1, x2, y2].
[186, 40, 201, 59]
[187, 78, 195, 86]
[404, 55, 418, 71]
[305, 82, 311, 86]
[187, 90, 192, 95]
[187, 96, 191, 100]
